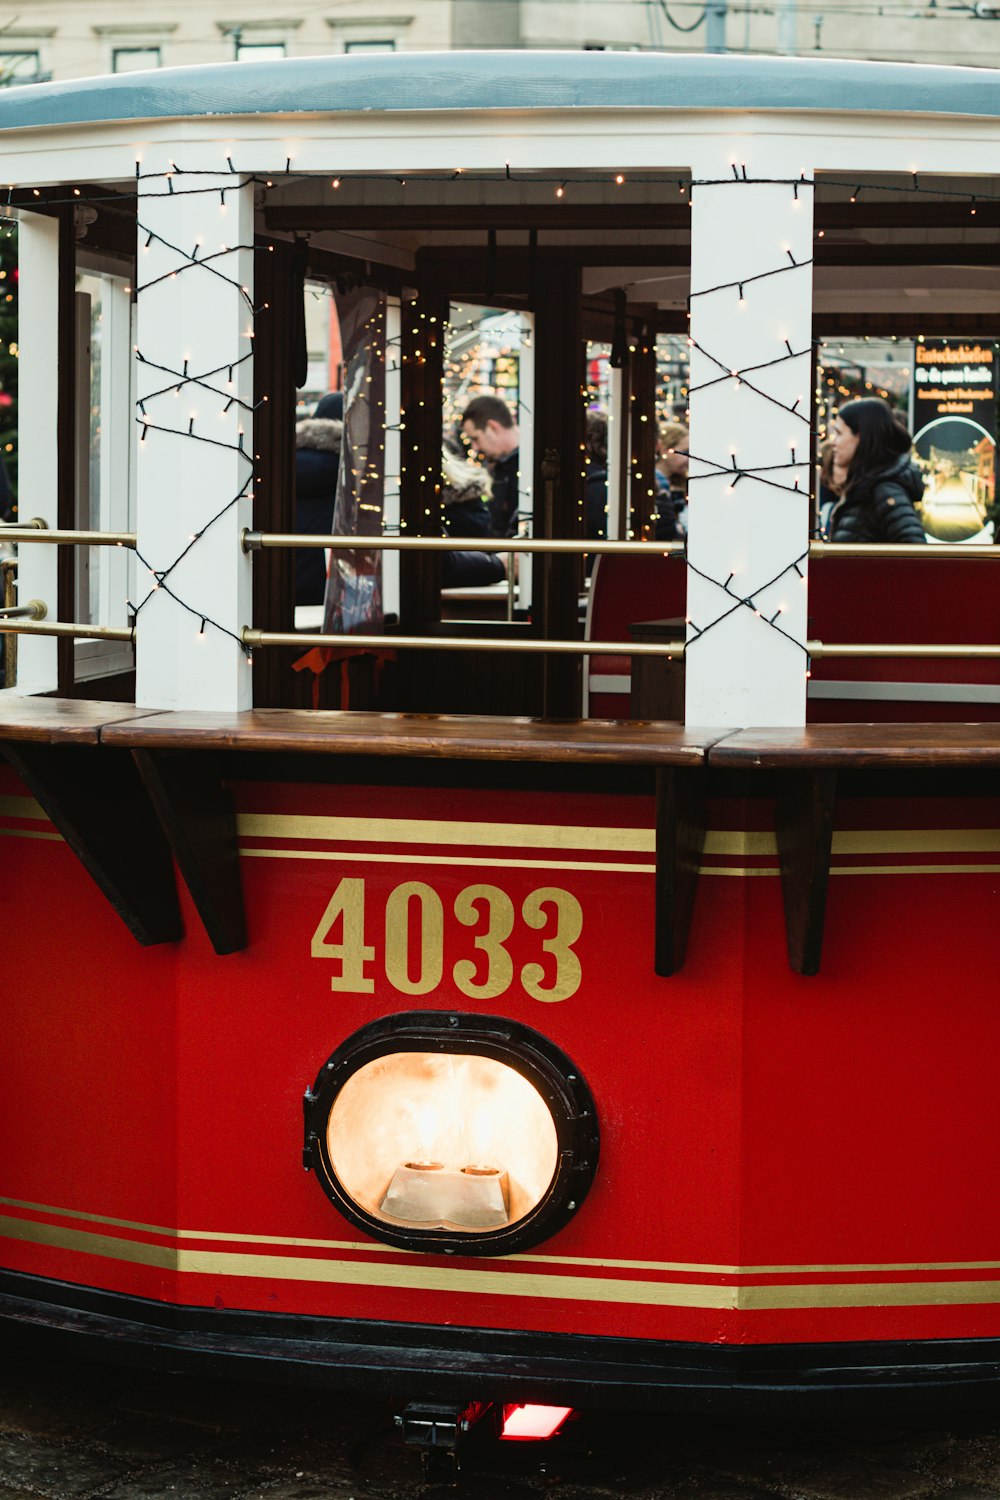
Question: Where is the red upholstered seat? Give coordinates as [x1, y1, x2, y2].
[807, 554, 1000, 722]
[583, 553, 687, 717]
[582, 550, 1000, 721]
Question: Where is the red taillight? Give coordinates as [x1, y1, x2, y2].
[500, 1405, 573, 1441]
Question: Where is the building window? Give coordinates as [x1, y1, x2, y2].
[344, 39, 396, 51]
[235, 41, 286, 61]
[112, 47, 162, 72]
[0, 51, 41, 85]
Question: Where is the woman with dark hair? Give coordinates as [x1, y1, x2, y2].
[828, 397, 926, 544]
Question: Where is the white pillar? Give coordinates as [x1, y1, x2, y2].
[10, 211, 59, 695]
[685, 155, 814, 727]
[134, 165, 255, 710]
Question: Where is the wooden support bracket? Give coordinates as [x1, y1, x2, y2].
[654, 766, 707, 976]
[775, 769, 837, 975]
[1, 741, 182, 946]
[132, 749, 247, 956]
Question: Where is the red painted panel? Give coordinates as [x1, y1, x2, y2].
[3, 763, 1000, 1351]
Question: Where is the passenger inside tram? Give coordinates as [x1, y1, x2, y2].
[653, 422, 688, 543]
[460, 396, 521, 538]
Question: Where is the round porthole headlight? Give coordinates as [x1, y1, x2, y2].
[303, 1013, 599, 1255]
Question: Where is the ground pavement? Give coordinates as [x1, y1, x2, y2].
[4, 1351, 1000, 1499]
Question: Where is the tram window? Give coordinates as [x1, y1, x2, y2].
[815, 334, 996, 544]
[73, 272, 136, 681]
[235, 42, 286, 62]
[111, 48, 162, 72]
[0, 51, 41, 85]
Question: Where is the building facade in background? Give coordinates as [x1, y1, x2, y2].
[1, 0, 1000, 78]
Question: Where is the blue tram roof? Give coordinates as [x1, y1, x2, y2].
[0, 51, 999, 131]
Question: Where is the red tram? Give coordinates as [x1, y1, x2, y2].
[2, 51, 1000, 1430]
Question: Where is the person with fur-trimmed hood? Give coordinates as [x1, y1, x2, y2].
[295, 392, 343, 605]
[441, 448, 506, 588]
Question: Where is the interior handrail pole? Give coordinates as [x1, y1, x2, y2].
[242, 629, 685, 657]
[0, 601, 47, 620]
[0, 620, 132, 641]
[2, 524, 136, 547]
[242, 531, 684, 556]
[807, 640, 1000, 658]
[809, 541, 1000, 559]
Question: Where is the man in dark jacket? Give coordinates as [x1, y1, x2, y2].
[461, 395, 520, 537]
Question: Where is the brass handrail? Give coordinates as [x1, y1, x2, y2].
[3, 622, 997, 663]
[1, 520, 136, 547]
[242, 531, 682, 556]
[247, 631, 1000, 660]
[242, 629, 685, 657]
[0, 620, 133, 641]
[807, 640, 1000, 658]
[6, 525, 997, 563]
[0, 600, 46, 621]
[810, 542, 1000, 559]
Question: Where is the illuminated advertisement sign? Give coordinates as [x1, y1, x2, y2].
[912, 340, 997, 542]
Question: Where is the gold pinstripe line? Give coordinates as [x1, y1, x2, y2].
[0, 827, 63, 843]
[0, 794, 46, 820]
[235, 816, 1000, 859]
[240, 848, 656, 874]
[236, 848, 1000, 878]
[238, 814, 655, 853]
[0, 1215, 735, 1309]
[3, 1198, 1000, 1279]
[5, 1215, 1000, 1311]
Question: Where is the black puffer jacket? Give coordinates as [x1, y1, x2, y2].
[828, 456, 926, 544]
[295, 417, 343, 605]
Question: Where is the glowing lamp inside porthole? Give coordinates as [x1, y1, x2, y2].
[303, 1013, 599, 1255]
[330, 1052, 558, 1231]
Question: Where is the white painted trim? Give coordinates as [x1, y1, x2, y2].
[581, 553, 601, 716]
[808, 680, 1000, 704]
[10, 108, 1000, 192]
[590, 673, 631, 695]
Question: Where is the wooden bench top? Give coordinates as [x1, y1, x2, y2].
[707, 723, 1000, 769]
[4, 703, 999, 770]
[98, 709, 722, 765]
[0, 698, 161, 744]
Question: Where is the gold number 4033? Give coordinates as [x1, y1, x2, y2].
[310, 877, 582, 1002]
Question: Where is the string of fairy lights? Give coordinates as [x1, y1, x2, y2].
[129, 198, 262, 654]
[6, 159, 995, 670]
[675, 173, 815, 662]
